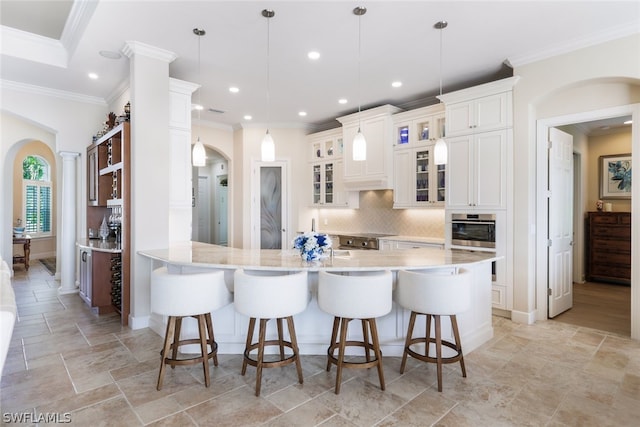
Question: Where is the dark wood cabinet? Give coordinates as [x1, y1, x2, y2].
[86, 122, 130, 325]
[587, 211, 631, 284]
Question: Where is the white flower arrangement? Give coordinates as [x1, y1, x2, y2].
[293, 232, 333, 261]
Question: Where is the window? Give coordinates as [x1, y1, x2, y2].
[22, 156, 52, 237]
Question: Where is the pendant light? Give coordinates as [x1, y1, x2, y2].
[434, 20, 448, 165]
[192, 28, 206, 167]
[352, 6, 367, 162]
[261, 9, 276, 162]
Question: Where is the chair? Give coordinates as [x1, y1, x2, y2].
[317, 270, 392, 394]
[150, 267, 232, 390]
[396, 268, 471, 392]
[233, 269, 309, 396]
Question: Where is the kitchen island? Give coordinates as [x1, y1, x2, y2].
[139, 242, 498, 356]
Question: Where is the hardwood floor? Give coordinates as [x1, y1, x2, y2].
[552, 281, 631, 336]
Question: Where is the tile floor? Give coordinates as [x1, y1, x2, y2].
[1, 262, 639, 426]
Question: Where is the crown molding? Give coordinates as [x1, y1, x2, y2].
[506, 22, 639, 68]
[0, 25, 67, 68]
[122, 41, 177, 63]
[60, 0, 99, 59]
[169, 78, 199, 95]
[1, 79, 106, 106]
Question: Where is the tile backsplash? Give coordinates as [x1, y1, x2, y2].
[317, 190, 444, 238]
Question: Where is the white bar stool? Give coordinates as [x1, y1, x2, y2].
[396, 268, 471, 392]
[150, 267, 232, 390]
[318, 270, 392, 394]
[233, 269, 309, 396]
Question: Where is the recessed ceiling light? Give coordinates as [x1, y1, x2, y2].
[99, 50, 122, 60]
[338, 98, 348, 104]
[391, 81, 402, 88]
[244, 115, 252, 120]
[624, 120, 633, 125]
[192, 103, 203, 111]
[88, 72, 98, 80]
[229, 86, 239, 93]
[307, 51, 320, 60]
[298, 111, 307, 117]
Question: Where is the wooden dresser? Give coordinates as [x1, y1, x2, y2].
[586, 211, 631, 284]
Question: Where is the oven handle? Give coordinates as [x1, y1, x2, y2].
[452, 221, 496, 227]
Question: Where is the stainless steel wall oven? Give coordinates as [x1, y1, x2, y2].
[451, 213, 496, 249]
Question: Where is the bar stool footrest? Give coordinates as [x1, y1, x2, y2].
[405, 337, 463, 365]
[162, 338, 218, 366]
[243, 340, 299, 369]
[327, 340, 382, 370]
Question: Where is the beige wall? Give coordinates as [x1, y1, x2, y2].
[12, 140, 57, 259]
[513, 33, 640, 329]
[586, 130, 632, 213]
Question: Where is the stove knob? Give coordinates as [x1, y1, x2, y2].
[346, 239, 353, 245]
[362, 241, 368, 247]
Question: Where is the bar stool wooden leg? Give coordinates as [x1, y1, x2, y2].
[157, 316, 176, 390]
[368, 318, 385, 390]
[400, 311, 417, 374]
[362, 320, 371, 363]
[171, 317, 183, 368]
[426, 314, 432, 357]
[286, 316, 304, 384]
[327, 317, 340, 372]
[242, 317, 256, 376]
[451, 315, 466, 378]
[276, 318, 285, 360]
[205, 313, 218, 367]
[255, 319, 268, 396]
[434, 315, 443, 392]
[197, 314, 210, 387]
[335, 317, 349, 394]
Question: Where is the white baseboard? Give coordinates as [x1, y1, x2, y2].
[511, 309, 536, 324]
[128, 314, 150, 330]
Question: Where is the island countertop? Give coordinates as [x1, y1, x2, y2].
[138, 241, 497, 271]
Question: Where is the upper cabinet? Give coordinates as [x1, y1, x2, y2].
[87, 123, 129, 207]
[308, 128, 358, 208]
[337, 104, 402, 191]
[440, 76, 520, 138]
[392, 104, 445, 147]
[391, 104, 446, 208]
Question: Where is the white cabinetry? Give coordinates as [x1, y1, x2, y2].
[308, 129, 358, 208]
[440, 76, 519, 312]
[379, 238, 445, 250]
[446, 129, 509, 210]
[446, 92, 511, 136]
[337, 104, 402, 190]
[392, 105, 446, 208]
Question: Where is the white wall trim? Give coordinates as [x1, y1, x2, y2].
[536, 103, 639, 340]
[128, 314, 150, 331]
[511, 309, 536, 325]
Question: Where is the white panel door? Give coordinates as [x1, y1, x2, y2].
[548, 127, 574, 318]
[446, 135, 473, 208]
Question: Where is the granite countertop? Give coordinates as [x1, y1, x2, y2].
[138, 241, 497, 272]
[77, 239, 122, 253]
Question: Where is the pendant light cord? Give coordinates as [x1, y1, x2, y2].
[357, 11, 362, 131]
[266, 15, 271, 132]
[439, 23, 443, 97]
[197, 32, 202, 131]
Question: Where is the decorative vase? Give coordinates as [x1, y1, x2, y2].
[99, 216, 109, 240]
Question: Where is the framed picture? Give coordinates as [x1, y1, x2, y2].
[599, 154, 632, 199]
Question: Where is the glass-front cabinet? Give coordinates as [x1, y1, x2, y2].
[313, 162, 335, 205]
[308, 128, 358, 208]
[392, 104, 446, 208]
[393, 143, 445, 208]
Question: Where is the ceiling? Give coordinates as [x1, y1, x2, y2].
[1, 1, 639, 132]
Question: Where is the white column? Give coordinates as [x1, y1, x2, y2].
[58, 151, 80, 295]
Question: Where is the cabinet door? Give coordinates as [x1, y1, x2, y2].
[393, 149, 413, 207]
[446, 135, 473, 208]
[343, 117, 389, 181]
[475, 130, 506, 209]
[312, 164, 322, 204]
[475, 93, 509, 133]
[446, 103, 473, 136]
[324, 162, 334, 204]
